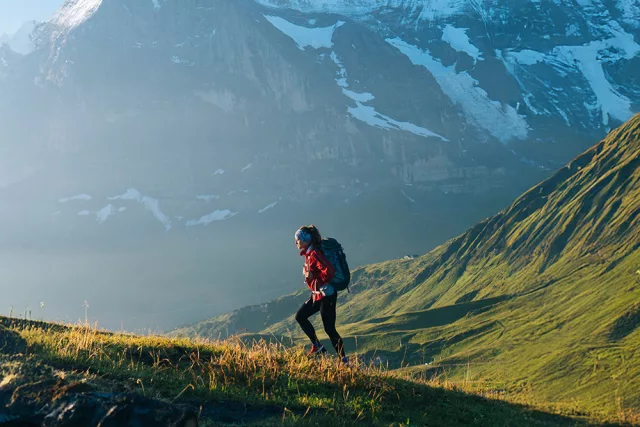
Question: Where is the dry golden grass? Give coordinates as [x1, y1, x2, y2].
[3, 319, 633, 426]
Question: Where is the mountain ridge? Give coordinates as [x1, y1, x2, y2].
[175, 113, 640, 415]
[1, 0, 638, 331]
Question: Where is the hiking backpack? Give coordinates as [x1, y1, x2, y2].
[321, 237, 351, 292]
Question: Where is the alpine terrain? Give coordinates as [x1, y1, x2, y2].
[178, 113, 640, 418]
[0, 0, 638, 329]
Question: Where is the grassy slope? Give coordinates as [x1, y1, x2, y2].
[1, 317, 618, 426]
[176, 114, 640, 419]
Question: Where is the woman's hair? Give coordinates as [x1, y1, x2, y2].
[299, 225, 322, 248]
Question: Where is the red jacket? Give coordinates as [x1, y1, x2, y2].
[301, 246, 335, 301]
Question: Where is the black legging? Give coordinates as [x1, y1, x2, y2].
[295, 292, 345, 358]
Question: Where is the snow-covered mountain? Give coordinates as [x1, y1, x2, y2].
[0, 0, 637, 330]
[261, 0, 639, 131]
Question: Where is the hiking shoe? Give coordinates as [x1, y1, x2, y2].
[341, 356, 350, 365]
[308, 343, 326, 355]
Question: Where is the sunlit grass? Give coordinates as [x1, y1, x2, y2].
[4, 318, 634, 426]
[171, 114, 640, 425]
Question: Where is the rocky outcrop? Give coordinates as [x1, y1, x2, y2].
[1, 381, 198, 426]
[0, 355, 198, 427]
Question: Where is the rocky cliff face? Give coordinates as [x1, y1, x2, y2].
[0, 0, 637, 330]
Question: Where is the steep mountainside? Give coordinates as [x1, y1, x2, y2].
[0, 0, 637, 330]
[178, 113, 640, 415]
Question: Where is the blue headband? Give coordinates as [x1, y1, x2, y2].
[295, 229, 311, 242]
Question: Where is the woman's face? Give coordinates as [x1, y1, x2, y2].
[296, 238, 310, 250]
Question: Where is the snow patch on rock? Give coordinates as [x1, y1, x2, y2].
[388, 37, 529, 142]
[499, 22, 640, 127]
[108, 188, 172, 230]
[331, 51, 447, 141]
[264, 15, 344, 50]
[616, 0, 640, 28]
[400, 189, 416, 203]
[186, 210, 237, 226]
[59, 194, 92, 203]
[96, 204, 114, 224]
[504, 49, 546, 66]
[553, 25, 639, 126]
[258, 201, 278, 213]
[52, 0, 103, 29]
[441, 25, 482, 63]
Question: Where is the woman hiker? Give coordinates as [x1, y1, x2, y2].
[294, 225, 348, 364]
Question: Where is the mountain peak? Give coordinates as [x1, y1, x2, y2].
[51, 0, 104, 29]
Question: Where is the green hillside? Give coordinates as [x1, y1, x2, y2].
[0, 317, 617, 426]
[176, 114, 640, 420]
